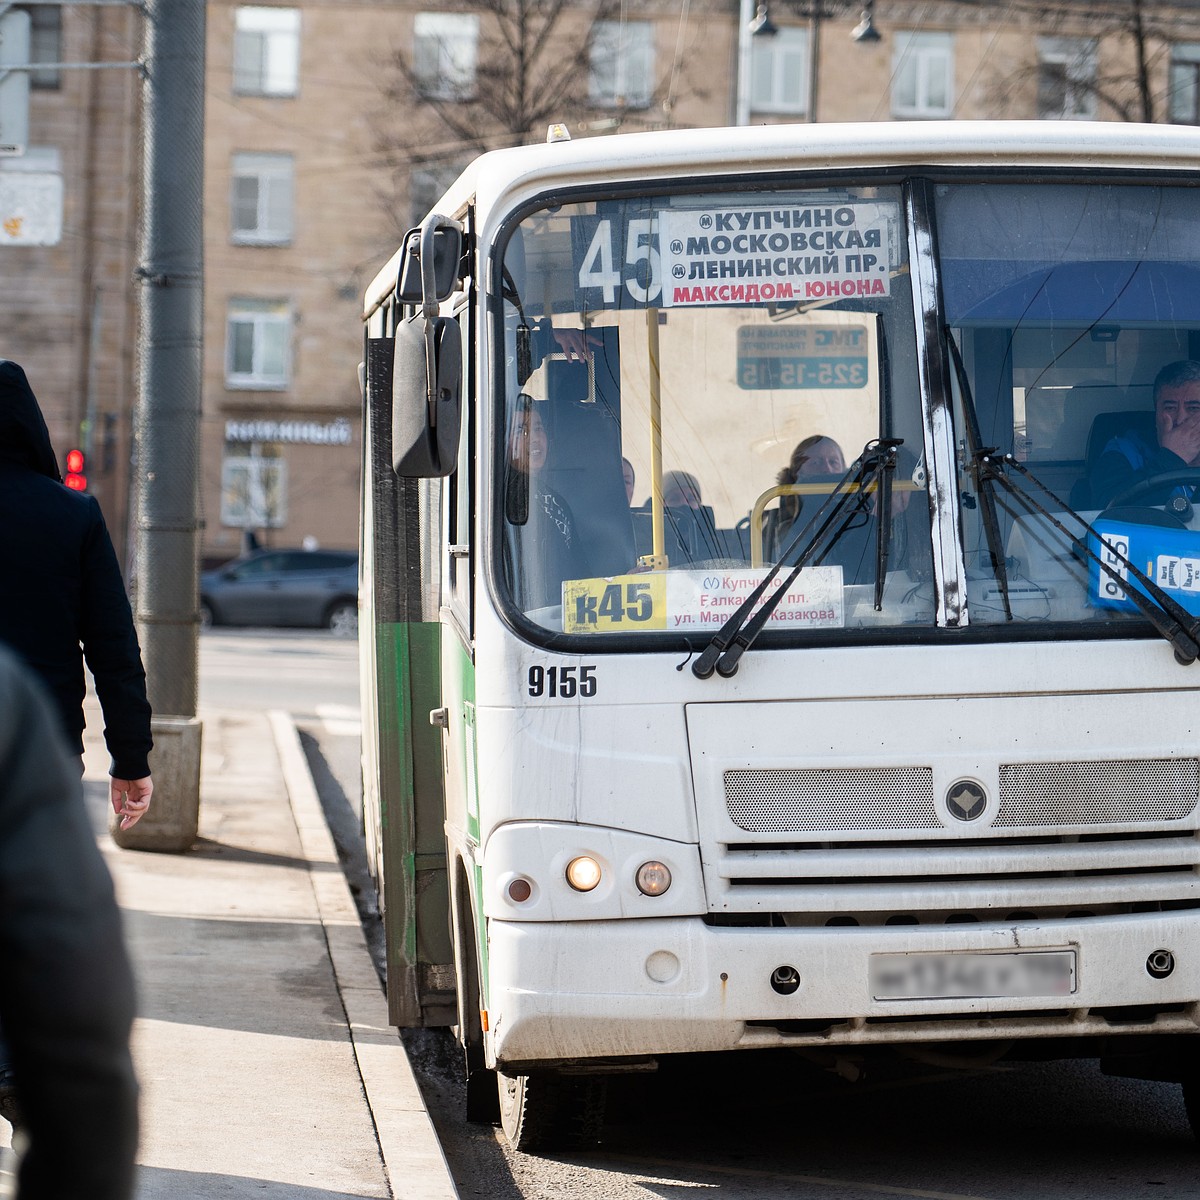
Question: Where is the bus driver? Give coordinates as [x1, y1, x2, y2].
[1088, 359, 1200, 507]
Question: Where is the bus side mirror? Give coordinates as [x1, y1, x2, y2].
[392, 317, 462, 477]
[395, 219, 463, 304]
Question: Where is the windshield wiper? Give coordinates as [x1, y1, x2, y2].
[692, 439, 901, 680]
[945, 331, 1013, 620]
[977, 450, 1200, 665]
[872, 441, 894, 612]
[942, 326, 1197, 661]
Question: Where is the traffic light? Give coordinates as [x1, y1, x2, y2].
[64, 449, 87, 492]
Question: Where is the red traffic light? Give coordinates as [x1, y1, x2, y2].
[64, 449, 87, 491]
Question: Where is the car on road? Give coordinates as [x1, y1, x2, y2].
[200, 548, 358, 636]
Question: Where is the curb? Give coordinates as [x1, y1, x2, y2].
[267, 710, 459, 1200]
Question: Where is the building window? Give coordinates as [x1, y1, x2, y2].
[410, 161, 464, 227]
[589, 20, 654, 109]
[751, 26, 808, 115]
[891, 31, 953, 119]
[221, 447, 287, 529]
[226, 299, 291, 389]
[17, 5, 60, 90]
[1036, 37, 1096, 120]
[233, 6, 300, 97]
[413, 12, 478, 101]
[231, 152, 293, 245]
[1170, 43, 1200, 124]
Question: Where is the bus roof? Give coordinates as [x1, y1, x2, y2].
[364, 119, 1200, 316]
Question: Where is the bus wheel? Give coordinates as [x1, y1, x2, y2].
[497, 1070, 606, 1152]
[1182, 1077, 1200, 1142]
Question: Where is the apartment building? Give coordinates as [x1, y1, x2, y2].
[7, 0, 1200, 570]
[0, 6, 140, 564]
[202, 0, 728, 565]
[202, 1, 380, 564]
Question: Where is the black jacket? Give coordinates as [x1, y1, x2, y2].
[0, 361, 151, 779]
[1087, 425, 1190, 509]
[0, 647, 139, 1198]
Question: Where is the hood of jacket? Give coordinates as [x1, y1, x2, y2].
[0, 360, 61, 479]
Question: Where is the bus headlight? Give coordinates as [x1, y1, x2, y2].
[635, 860, 672, 896]
[565, 855, 602, 892]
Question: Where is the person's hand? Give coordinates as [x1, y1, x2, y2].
[1158, 409, 1200, 466]
[552, 328, 602, 362]
[111, 775, 153, 830]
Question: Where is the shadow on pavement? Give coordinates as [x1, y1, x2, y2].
[132, 1165, 385, 1198]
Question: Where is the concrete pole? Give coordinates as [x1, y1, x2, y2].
[118, 0, 205, 852]
[735, 0, 754, 125]
[808, 6, 821, 123]
[133, 0, 203, 716]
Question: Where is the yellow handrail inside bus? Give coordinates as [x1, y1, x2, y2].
[749, 480, 922, 567]
[638, 307, 668, 570]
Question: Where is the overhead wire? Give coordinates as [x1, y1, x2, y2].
[664, 0, 693, 122]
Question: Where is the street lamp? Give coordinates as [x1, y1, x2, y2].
[735, 0, 881, 126]
[749, 2, 778, 36]
[851, 0, 881, 44]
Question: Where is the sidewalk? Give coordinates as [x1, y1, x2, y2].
[2, 704, 457, 1200]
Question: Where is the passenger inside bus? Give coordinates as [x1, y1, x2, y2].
[503, 397, 583, 611]
[1083, 359, 1200, 508]
[763, 438, 923, 584]
[763, 435, 848, 560]
[631, 470, 732, 566]
[504, 359, 639, 613]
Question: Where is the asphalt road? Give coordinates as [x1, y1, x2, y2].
[198, 626, 360, 716]
[206, 630, 1200, 1200]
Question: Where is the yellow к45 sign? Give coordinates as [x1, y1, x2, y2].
[563, 575, 667, 633]
[562, 569, 844, 634]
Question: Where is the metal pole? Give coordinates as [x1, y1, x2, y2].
[808, 5, 820, 122]
[736, 0, 754, 125]
[133, 0, 203, 720]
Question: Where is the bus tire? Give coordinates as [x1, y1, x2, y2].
[497, 1070, 606, 1153]
[1182, 1077, 1200, 1143]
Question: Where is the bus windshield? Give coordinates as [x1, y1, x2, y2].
[496, 174, 1200, 647]
[939, 180, 1200, 631]
[497, 183, 934, 639]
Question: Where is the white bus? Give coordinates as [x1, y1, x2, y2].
[360, 121, 1200, 1151]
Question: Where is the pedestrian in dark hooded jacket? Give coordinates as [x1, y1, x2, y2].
[0, 645, 139, 1199]
[0, 359, 152, 816]
[0, 359, 152, 1143]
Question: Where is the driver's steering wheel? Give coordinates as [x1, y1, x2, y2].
[1103, 469, 1200, 525]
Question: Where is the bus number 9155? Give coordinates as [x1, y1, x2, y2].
[528, 665, 598, 698]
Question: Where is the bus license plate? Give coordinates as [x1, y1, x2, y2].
[869, 950, 1076, 1001]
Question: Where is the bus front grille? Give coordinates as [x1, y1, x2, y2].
[725, 760, 1199, 833]
[996, 760, 1199, 825]
[725, 767, 937, 831]
[713, 759, 1200, 920]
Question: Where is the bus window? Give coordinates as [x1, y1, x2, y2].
[938, 181, 1200, 629]
[497, 187, 935, 638]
